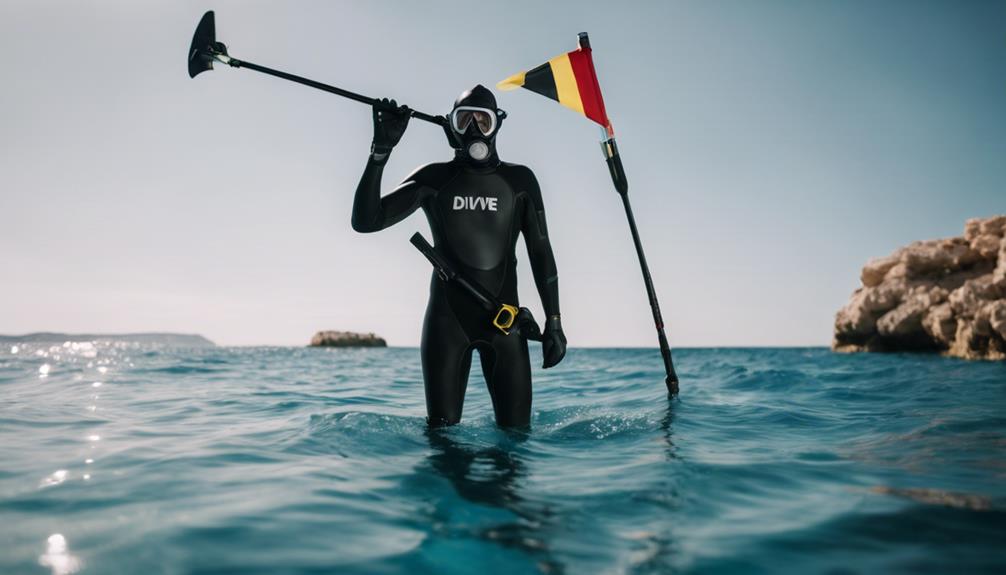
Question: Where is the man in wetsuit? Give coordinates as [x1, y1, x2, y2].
[351, 85, 566, 428]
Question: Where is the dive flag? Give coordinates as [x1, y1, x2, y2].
[497, 34, 611, 132]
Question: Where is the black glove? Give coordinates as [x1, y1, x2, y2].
[542, 315, 567, 369]
[371, 98, 410, 155]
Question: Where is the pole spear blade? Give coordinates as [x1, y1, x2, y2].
[187, 11, 220, 79]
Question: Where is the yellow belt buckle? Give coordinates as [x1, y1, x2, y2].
[492, 304, 519, 335]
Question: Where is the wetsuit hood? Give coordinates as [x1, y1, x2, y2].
[448, 84, 505, 167]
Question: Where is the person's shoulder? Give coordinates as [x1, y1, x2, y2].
[500, 160, 534, 173]
[499, 161, 540, 188]
[401, 161, 455, 185]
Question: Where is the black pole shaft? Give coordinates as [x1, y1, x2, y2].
[619, 192, 679, 393]
[228, 58, 445, 126]
[603, 138, 679, 394]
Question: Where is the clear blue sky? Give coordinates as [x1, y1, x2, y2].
[1, 0, 1003, 346]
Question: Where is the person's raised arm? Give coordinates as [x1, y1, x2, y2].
[351, 99, 431, 232]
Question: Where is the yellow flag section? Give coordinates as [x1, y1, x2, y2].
[497, 41, 610, 131]
[548, 53, 584, 116]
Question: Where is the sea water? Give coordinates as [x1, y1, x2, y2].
[1, 343, 1004, 574]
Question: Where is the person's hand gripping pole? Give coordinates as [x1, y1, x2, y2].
[370, 98, 411, 161]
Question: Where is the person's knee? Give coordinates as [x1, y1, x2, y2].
[427, 413, 461, 428]
[495, 412, 531, 430]
[424, 380, 466, 426]
[493, 400, 531, 429]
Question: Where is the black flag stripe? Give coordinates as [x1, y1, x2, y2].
[521, 62, 558, 102]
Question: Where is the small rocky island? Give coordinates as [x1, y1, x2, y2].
[309, 331, 387, 348]
[834, 215, 1005, 360]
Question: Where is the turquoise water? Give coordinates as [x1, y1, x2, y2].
[2, 344, 1004, 574]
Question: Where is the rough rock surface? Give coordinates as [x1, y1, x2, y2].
[309, 331, 387, 348]
[834, 215, 1006, 360]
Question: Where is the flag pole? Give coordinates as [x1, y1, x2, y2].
[601, 136, 679, 394]
[580, 33, 679, 394]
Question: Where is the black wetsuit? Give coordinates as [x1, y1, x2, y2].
[352, 156, 559, 427]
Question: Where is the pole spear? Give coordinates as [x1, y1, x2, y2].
[187, 11, 445, 127]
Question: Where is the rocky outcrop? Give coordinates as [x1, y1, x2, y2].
[309, 331, 387, 348]
[834, 215, 1006, 360]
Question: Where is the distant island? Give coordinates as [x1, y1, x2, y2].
[310, 331, 387, 347]
[0, 332, 215, 347]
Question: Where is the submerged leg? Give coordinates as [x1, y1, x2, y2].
[421, 297, 474, 427]
[478, 335, 532, 429]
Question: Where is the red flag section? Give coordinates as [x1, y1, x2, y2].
[566, 47, 609, 129]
